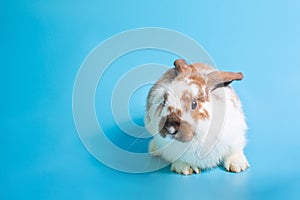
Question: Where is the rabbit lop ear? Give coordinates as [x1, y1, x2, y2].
[174, 59, 192, 74]
[207, 71, 244, 91]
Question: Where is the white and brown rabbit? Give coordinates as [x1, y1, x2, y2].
[145, 59, 249, 175]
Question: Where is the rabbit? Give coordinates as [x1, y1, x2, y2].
[144, 59, 249, 175]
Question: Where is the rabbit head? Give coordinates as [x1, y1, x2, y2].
[151, 59, 243, 143]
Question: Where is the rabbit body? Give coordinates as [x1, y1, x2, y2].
[145, 60, 249, 175]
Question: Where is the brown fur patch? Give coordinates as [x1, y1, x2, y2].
[168, 106, 174, 112]
[189, 74, 206, 87]
[189, 99, 210, 121]
[159, 112, 181, 138]
[174, 73, 209, 103]
[168, 107, 182, 117]
[165, 112, 181, 129]
[176, 109, 182, 117]
[158, 116, 167, 137]
[190, 63, 215, 72]
[175, 121, 195, 142]
[188, 74, 210, 101]
[191, 108, 209, 121]
[163, 93, 168, 102]
[174, 59, 191, 74]
[159, 111, 195, 142]
[181, 90, 192, 111]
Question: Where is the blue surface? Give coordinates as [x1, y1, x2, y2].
[1, 0, 300, 199]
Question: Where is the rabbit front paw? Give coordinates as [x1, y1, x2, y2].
[224, 151, 250, 173]
[171, 161, 201, 175]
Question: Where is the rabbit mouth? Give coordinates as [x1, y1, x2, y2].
[160, 127, 178, 138]
[169, 130, 178, 138]
[170, 130, 178, 135]
[163, 129, 180, 140]
[161, 127, 194, 142]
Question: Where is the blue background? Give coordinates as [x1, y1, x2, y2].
[1, 0, 300, 199]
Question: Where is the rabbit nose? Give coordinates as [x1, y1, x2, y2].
[164, 116, 180, 135]
[166, 126, 177, 134]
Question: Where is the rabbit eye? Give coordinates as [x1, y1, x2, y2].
[191, 100, 197, 110]
[161, 93, 168, 106]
